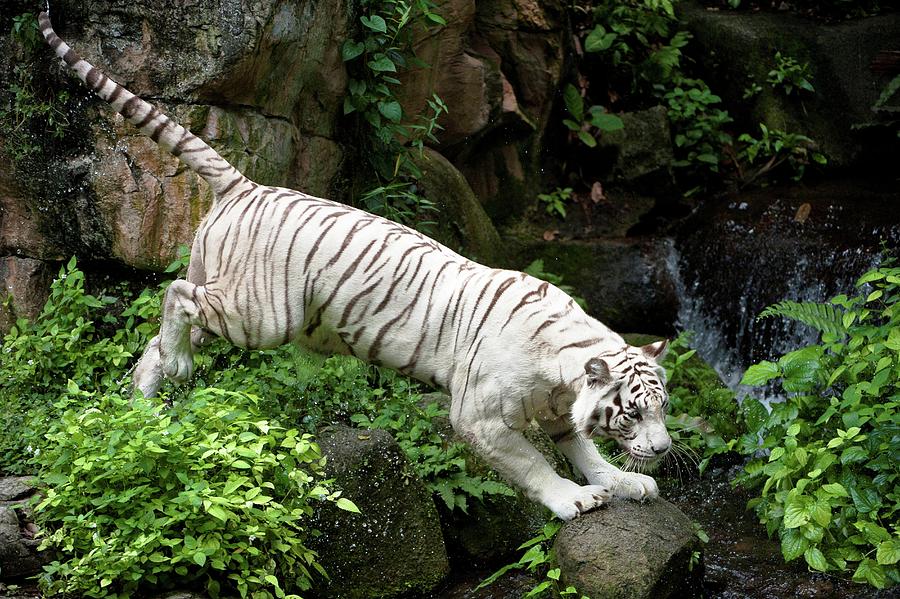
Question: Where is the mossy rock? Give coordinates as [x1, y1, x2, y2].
[412, 148, 505, 266]
[555, 498, 702, 599]
[309, 426, 449, 599]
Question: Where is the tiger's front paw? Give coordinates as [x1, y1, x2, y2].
[545, 480, 611, 521]
[613, 471, 658, 501]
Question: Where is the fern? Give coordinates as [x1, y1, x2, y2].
[757, 300, 847, 338]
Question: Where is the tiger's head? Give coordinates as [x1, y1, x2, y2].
[571, 340, 671, 464]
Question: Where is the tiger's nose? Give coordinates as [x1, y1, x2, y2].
[651, 440, 671, 455]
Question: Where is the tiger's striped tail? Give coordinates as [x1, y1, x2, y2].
[38, 12, 251, 198]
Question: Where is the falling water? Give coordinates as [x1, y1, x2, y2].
[666, 185, 900, 392]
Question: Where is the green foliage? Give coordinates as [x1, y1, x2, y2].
[341, 0, 448, 226]
[562, 84, 623, 148]
[757, 300, 846, 338]
[661, 77, 734, 174]
[0, 258, 144, 474]
[352, 397, 514, 512]
[584, 0, 685, 91]
[1, 13, 72, 162]
[660, 333, 745, 473]
[478, 520, 590, 598]
[736, 124, 827, 185]
[767, 51, 815, 96]
[523, 259, 589, 312]
[736, 262, 900, 589]
[537, 186, 574, 219]
[36, 386, 349, 599]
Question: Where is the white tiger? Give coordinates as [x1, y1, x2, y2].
[40, 12, 672, 520]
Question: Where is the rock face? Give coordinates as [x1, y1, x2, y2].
[554, 498, 702, 599]
[309, 426, 449, 599]
[680, 1, 900, 168]
[0, 477, 44, 581]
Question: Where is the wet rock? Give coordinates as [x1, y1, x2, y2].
[0, 257, 56, 333]
[310, 426, 449, 599]
[554, 498, 702, 599]
[680, 1, 900, 167]
[597, 106, 675, 192]
[674, 179, 900, 373]
[412, 148, 505, 265]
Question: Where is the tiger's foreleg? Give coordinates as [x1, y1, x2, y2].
[539, 415, 659, 501]
[451, 405, 611, 521]
[132, 327, 216, 399]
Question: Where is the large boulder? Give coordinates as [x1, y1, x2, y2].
[309, 426, 449, 599]
[554, 498, 702, 599]
[0, 477, 43, 581]
[680, 1, 900, 168]
[0, 257, 55, 333]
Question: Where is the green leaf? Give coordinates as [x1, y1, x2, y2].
[368, 56, 397, 72]
[820, 482, 849, 497]
[590, 111, 624, 132]
[740, 361, 780, 386]
[341, 40, 365, 61]
[781, 528, 808, 561]
[193, 551, 207, 567]
[853, 558, 887, 589]
[378, 101, 402, 123]
[336, 497, 361, 513]
[784, 498, 809, 529]
[563, 84, 584, 122]
[804, 547, 829, 571]
[876, 539, 900, 565]
[360, 15, 387, 33]
[577, 130, 597, 147]
[585, 25, 617, 52]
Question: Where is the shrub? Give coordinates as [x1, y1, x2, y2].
[737, 263, 900, 589]
[35, 386, 352, 599]
[661, 333, 745, 473]
[0, 258, 146, 474]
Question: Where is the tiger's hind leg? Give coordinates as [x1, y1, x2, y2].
[132, 326, 216, 399]
[157, 279, 206, 384]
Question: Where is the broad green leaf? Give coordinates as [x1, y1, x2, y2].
[740, 361, 780, 386]
[360, 15, 387, 33]
[336, 497, 361, 513]
[368, 56, 397, 72]
[585, 25, 617, 52]
[781, 528, 808, 561]
[590, 111, 624, 132]
[341, 40, 365, 61]
[193, 551, 207, 567]
[563, 84, 584, 122]
[820, 482, 849, 497]
[876, 539, 900, 565]
[378, 100, 403, 123]
[804, 547, 829, 571]
[784, 498, 809, 529]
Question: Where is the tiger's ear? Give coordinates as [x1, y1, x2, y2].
[585, 358, 611, 385]
[640, 339, 669, 363]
